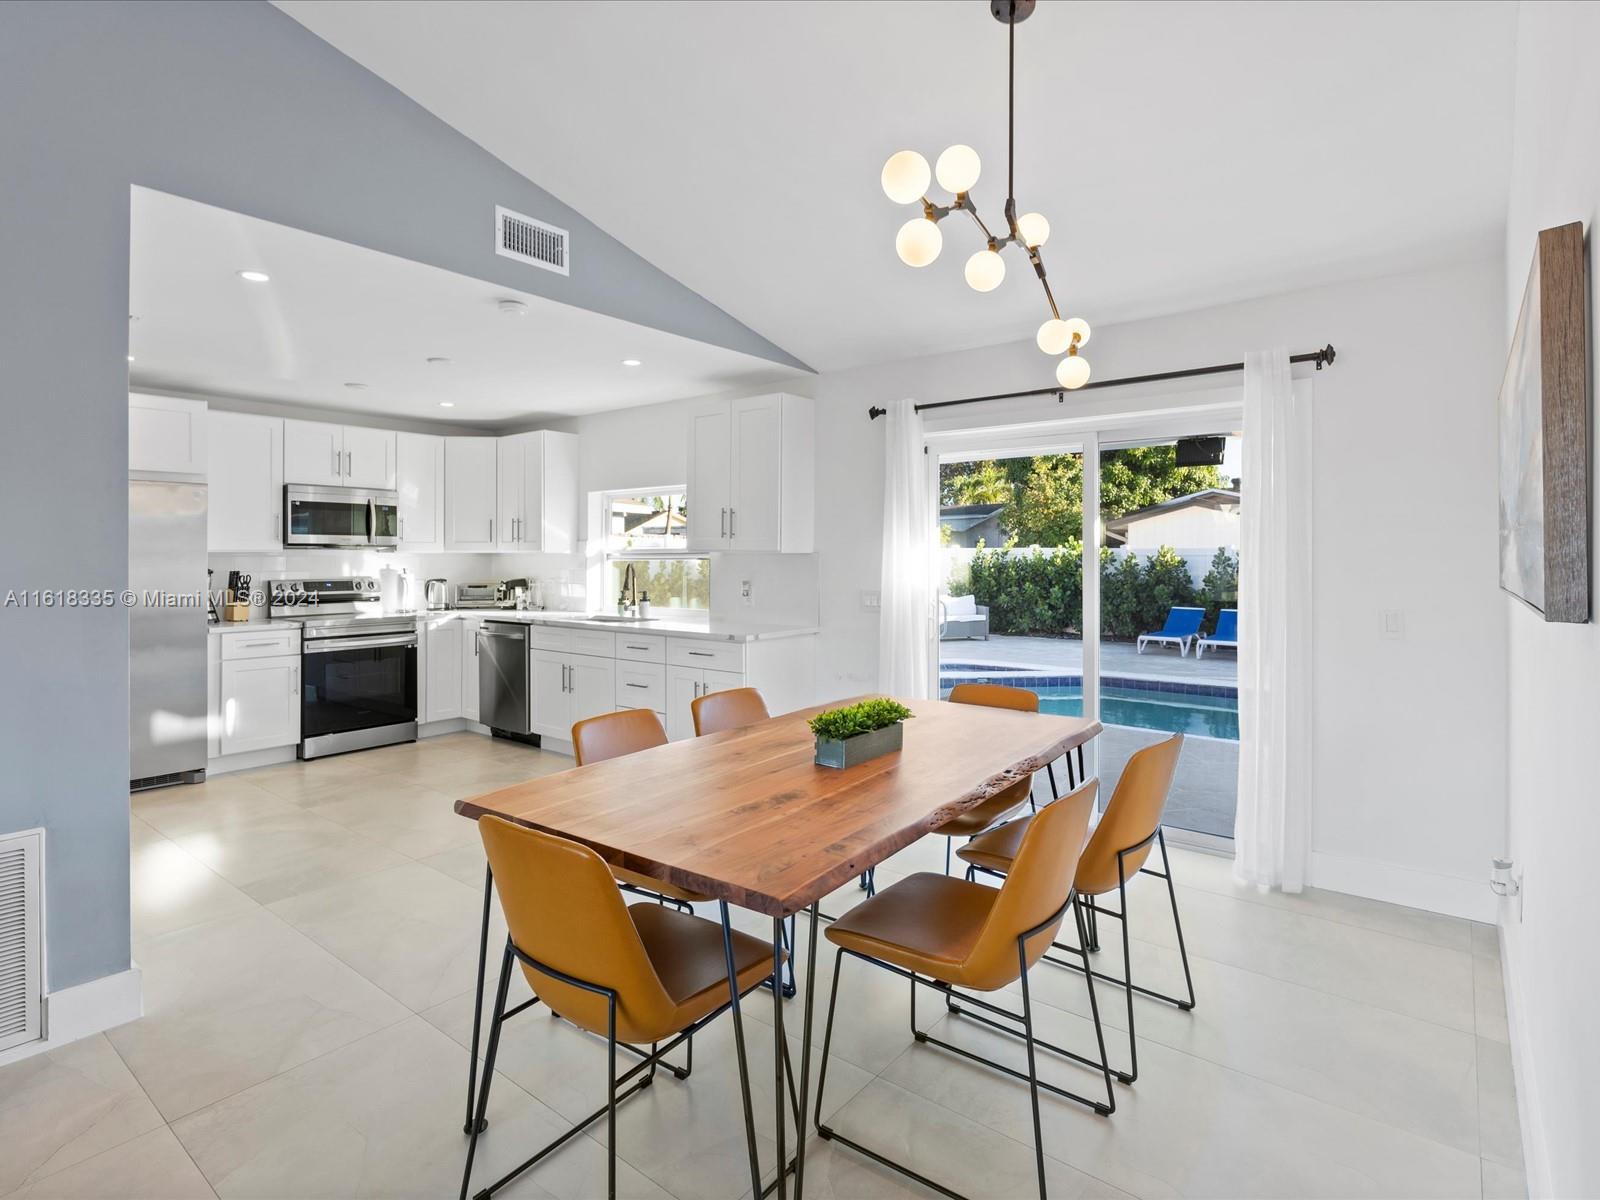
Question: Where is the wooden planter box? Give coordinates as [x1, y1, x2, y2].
[814, 721, 904, 769]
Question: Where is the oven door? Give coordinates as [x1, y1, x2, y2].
[300, 632, 417, 755]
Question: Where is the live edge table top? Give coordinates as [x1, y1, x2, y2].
[454, 697, 1100, 917]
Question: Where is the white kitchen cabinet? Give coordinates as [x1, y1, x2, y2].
[207, 411, 283, 552]
[445, 437, 498, 550]
[664, 664, 744, 741]
[459, 615, 484, 722]
[528, 648, 614, 740]
[396, 432, 444, 550]
[283, 419, 396, 489]
[206, 635, 222, 759]
[129, 393, 207, 475]
[686, 393, 813, 553]
[219, 655, 300, 755]
[496, 430, 578, 552]
[423, 616, 464, 723]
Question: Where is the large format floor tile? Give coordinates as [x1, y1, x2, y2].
[110, 908, 412, 1120]
[171, 1017, 669, 1200]
[9, 732, 1521, 1200]
[0, 1035, 165, 1195]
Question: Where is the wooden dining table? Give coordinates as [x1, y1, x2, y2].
[453, 695, 1099, 1200]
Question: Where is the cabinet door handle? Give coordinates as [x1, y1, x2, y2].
[729, 508, 736, 537]
[240, 640, 278, 649]
[488, 518, 493, 544]
[625, 644, 649, 651]
[688, 650, 713, 658]
[345, 450, 352, 476]
[625, 682, 648, 690]
[333, 446, 340, 477]
[720, 507, 726, 537]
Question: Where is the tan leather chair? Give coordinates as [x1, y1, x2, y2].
[814, 781, 1114, 1199]
[571, 709, 711, 906]
[691, 686, 769, 736]
[927, 685, 1042, 874]
[461, 816, 777, 1200]
[958, 732, 1193, 1084]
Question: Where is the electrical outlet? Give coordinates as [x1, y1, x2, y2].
[740, 579, 753, 606]
[1381, 609, 1404, 639]
[861, 590, 881, 610]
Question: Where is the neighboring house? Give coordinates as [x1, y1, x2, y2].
[940, 503, 1006, 548]
[1104, 488, 1240, 550]
[1104, 488, 1240, 584]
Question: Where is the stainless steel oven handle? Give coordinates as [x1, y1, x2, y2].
[305, 633, 418, 653]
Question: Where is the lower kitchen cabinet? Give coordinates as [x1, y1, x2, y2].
[664, 665, 745, 741]
[218, 655, 300, 756]
[529, 648, 615, 740]
[423, 616, 464, 723]
[460, 615, 483, 722]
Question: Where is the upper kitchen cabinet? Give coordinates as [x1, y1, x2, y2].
[206, 411, 283, 552]
[445, 436, 497, 550]
[396, 432, 444, 551]
[283, 419, 396, 490]
[686, 393, 813, 553]
[496, 430, 578, 553]
[129, 393, 207, 475]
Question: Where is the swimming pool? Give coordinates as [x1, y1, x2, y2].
[940, 682, 1239, 740]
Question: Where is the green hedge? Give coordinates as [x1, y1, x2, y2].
[967, 544, 1205, 639]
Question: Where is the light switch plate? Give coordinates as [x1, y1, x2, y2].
[861, 590, 881, 610]
[740, 579, 753, 606]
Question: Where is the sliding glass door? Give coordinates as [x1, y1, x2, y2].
[1096, 435, 1240, 838]
[933, 418, 1241, 842]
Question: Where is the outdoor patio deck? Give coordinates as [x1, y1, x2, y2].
[940, 633, 1238, 684]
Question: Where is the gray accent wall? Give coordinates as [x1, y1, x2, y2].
[0, 0, 802, 993]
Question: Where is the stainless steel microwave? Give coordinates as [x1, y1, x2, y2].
[283, 484, 399, 549]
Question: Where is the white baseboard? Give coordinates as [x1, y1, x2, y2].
[206, 744, 296, 775]
[1309, 851, 1495, 923]
[1498, 924, 1551, 1199]
[0, 965, 143, 1069]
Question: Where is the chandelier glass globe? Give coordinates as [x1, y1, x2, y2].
[1062, 317, 1091, 347]
[964, 248, 1005, 292]
[1016, 212, 1050, 248]
[1056, 353, 1091, 390]
[1036, 318, 1071, 355]
[881, 150, 931, 205]
[936, 144, 982, 194]
[895, 217, 943, 267]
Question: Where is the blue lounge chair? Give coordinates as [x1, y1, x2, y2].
[1196, 608, 1238, 659]
[1136, 606, 1205, 657]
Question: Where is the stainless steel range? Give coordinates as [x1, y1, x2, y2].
[269, 576, 418, 759]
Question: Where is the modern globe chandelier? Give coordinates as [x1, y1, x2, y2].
[880, 0, 1092, 389]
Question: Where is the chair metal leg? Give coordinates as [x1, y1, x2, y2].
[1017, 940, 1048, 1200]
[794, 903, 820, 1198]
[464, 863, 493, 1135]
[1157, 830, 1198, 1009]
[459, 941, 512, 1200]
[721, 902, 764, 1200]
[606, 998, 618, 1200]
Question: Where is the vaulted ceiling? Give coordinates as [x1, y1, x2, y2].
[278, 0, 1516, 373]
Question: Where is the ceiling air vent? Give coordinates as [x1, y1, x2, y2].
[495, 205, 569, 276]
[0, 829, 43, 1054]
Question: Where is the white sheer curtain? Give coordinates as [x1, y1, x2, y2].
[878, 398, 936, 698]
[1233, 350, 1314, 891]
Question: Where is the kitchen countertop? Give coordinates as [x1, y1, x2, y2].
[421, 608, 818, 643]
[208, 610, 818, 643]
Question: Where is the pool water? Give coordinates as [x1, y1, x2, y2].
[1034, 685, 1238, 740]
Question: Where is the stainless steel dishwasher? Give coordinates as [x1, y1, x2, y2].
[478, 621, 534, 740]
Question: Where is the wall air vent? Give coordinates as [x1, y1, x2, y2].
[495, 205, 569, 276]
[0, 829, 43, 1054]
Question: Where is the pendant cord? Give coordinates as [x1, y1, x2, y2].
[1007, 2, 1015, 208]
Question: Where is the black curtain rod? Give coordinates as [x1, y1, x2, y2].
[866, 343, 1336, 420]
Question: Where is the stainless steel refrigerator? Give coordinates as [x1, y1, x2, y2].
[129, 474, 208, 789]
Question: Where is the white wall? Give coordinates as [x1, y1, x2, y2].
[799, 256, 1506, 920]
[1499, 5, 1600, 1196]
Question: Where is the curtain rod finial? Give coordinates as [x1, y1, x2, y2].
[1317, 344, 1336, 369]
[868, 405, 887, 420]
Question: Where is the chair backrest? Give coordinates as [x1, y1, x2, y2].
[1212, 609, 1238, 641]
[1162, 607, 1206, 637]
[959, 779, 1097, 991]
[478, 816, 677, 1041]
[943, 594, 979, 617]
[948, 682, 1039, 713]
[1075, 733, 1183, 895]
[692, 686, 770, 736]
[572, 708, 667, 766]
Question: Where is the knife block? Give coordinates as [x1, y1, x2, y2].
[222, 591, 251, 622]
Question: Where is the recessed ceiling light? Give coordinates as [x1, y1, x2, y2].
[426, 356, 452, 365]
[621, 358, 642, 367]
[497, 299, 528, 316]
[126, 355, 135, 363]
[344, 382, 368, 390]
[439, 401, 456, 408]
[237, 270, 270, 283]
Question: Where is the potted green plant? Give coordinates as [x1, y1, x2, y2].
[809, 698, 914, 769]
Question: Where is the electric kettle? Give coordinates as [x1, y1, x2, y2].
[424, 578, 449, 610]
